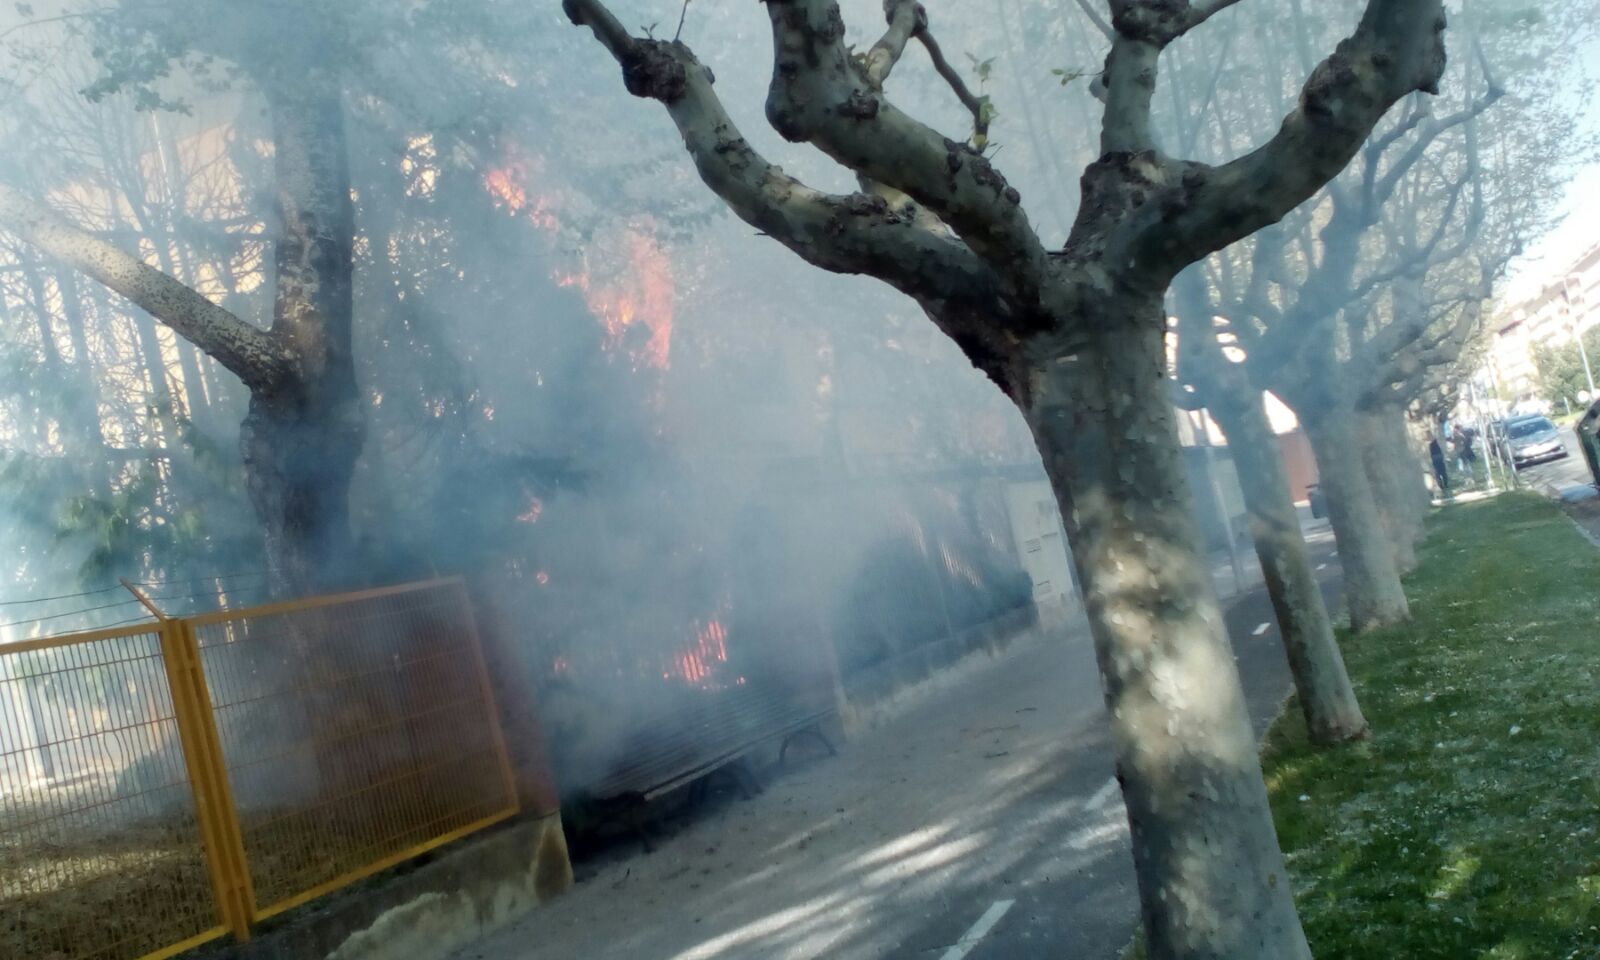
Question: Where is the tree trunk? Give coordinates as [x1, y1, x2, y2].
[1357, 407, 1418, 573]
[1301, 410, 1410, 632]
[244, 81, 362, 598]
[1208, 388, 1368, 744]
[132, 314, 175, 412]
[241, 402, 361, 596]
[1023, 315, 1311, 960]
[1384, 408, 1430, 534]
[21, 260, 65, 369]
[55, 270, 114, 498]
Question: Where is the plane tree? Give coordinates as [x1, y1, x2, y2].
[565, 0, 1449, 954]
[1175, 0, 1592, 633]
[1174, 140, 1486, 629]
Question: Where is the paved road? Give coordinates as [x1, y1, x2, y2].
[450, 528, 1341, 960]
[1514, 431, 1594, 501]
[900, 530, 1340, 960]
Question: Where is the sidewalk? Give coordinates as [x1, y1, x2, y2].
[446, 541, 1330, 960]
[449, 623, 1125, 960]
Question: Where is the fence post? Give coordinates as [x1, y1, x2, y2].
[160, 618, 256, 941]
[463, 579, 560, 815]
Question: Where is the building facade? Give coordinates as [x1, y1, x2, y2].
[1492, 241, 1600, 404]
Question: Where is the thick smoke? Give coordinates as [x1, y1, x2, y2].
[3, 0, 1589, 843]
[0, 2, 1057, 824]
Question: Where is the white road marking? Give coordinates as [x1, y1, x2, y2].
[1252, 621, 1272, 637]
[939, 899, 1016, 960]
[1086, 777, 1119, 811]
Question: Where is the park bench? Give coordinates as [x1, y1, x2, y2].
[580, 685, 838, 851]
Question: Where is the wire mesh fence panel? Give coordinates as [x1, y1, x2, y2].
[0, 626, 227, 960]
[188, 579, 518, 918]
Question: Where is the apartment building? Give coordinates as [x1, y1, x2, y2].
[1492, 241, 1600, 402]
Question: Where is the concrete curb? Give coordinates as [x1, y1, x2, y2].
[198, 813, 572, 960]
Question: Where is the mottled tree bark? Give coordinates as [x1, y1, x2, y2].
[243, 82, 362, 596]
[1206, 388, 1368, 743]
[1301, 410, 1411, 631]
[1357, 406, 1421, 573]
[1028, 314, 1312, 957]
[1384, 407, 1432, 531]
[1173, 263, 1368, 744]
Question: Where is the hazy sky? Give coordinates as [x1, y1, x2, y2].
[1504, 36, 1600, 302]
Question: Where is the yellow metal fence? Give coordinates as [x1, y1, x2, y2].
[1, 578, 519, 960]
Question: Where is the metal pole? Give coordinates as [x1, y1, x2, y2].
[1566, 277, 1596, 395]
[121, 578, 170, 621]
[159, 617, 255, 941]
[1470, 380, 1498, 492]
[1484, 364, 1520, 488]
[1578, 336, 1596, 397]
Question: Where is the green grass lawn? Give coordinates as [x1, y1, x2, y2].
[1265, 492, 1600, 959]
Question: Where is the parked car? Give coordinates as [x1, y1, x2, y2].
[1503, 414, 1569, 469]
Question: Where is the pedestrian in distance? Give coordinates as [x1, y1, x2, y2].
[1429, 436, 1452, 498]
[1455, 426, 1478, 487]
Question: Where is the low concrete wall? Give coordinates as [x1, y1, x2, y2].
[840, 604, 1039, 733]
[197, 812, 572, 960]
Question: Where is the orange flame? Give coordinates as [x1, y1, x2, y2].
[555, 233, 675, 372]
[484, 165, 527, 213]
[483, 152, 674, 372]
[484, 153, 561, 231]
[666, 618, 730, 688]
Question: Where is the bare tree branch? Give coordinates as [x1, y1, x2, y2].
[760, 0, 1051, 310]
[1070, 0, 1114, 40]
[1098, 30, 1161, 153]
[1363, 83, 1502, 218]
[1359, 97, 1431, 182]
[0, 182, 287, 391]
[1134, 0, 1449, 274]
[1185, 0, 1248, 33]
[914, 23, 992, 150]
[1239, 56, 1496, 380]
[863, 1, 923, 90]
[563, 0, 1002, 315]
[865, 3, 991, 149]
[1362, 239, 1506, 393]
[1368, 296, 1484, 397]
[1106, 0, 1247, 46]
[674, 0, 692, 42]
